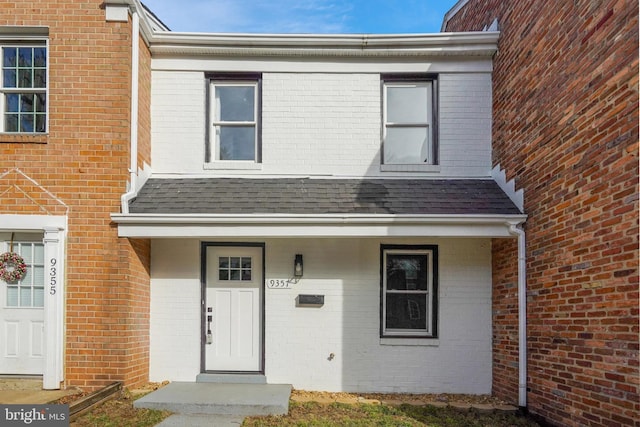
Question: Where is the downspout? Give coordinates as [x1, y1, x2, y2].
[121, 8, 140, 214]
[509, 223, 527, 408]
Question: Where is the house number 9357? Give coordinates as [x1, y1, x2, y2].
[267, 279, 292, 289]
[49, 258, 57, 295]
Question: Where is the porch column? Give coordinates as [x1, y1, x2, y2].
[43, 226, 65, 389]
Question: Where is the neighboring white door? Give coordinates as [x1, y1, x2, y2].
[0, 241, 45, 375]
[205, 246, 262, 372]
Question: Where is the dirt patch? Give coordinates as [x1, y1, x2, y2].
[0, 378, 42, 391]
[61, 383, 520, 427]
[292, 389, 360, 404]
[291, 389, 509, 406]
[129, 380, 170, 395]
[68, 382, 171, 427]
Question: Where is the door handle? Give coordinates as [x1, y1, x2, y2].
[206, 307, 213, 345]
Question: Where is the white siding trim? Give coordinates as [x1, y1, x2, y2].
[113, 214, 527, 238]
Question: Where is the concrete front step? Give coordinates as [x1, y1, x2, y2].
[196, 373, 267, 384]
[134, 382, 291, 416]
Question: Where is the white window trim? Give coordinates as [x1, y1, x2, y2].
[0, 39, 49, 134]
[381, 246, 437, 338]
[0, 220, 66, 390]
[380, 337, 439, 346]
[381, 77, 437, 169]
[208, 79, 260, 164]
[204, 161, 262, 171]
[380, 164, 441, 173]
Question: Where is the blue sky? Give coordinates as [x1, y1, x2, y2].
[142, 0, 459, 34]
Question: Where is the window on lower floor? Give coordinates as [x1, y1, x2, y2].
[1, 43, 47, 133]
[3, 241, 45, 308]
[207, 74, 261, 163]
[381, 245, 438, 338]
[381, 75, 437, 166]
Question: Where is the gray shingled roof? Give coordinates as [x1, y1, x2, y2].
[128, 178, 521, 215]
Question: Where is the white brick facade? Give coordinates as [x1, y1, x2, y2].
[151, 70, 492, 178]
[149, 237, 492, 394]
[144, 34, 503, 395]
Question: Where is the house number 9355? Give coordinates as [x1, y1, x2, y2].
[49, 258, 57, 295]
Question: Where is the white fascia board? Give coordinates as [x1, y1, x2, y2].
[0, 214, 66, 231]
[111, 213, 526, 238]
[105, 4, 129, 22]
[103, 0, 157, 45]
[147, 31, 499, 59]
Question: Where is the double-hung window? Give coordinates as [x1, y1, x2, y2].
[1, 43, 47, 133]
[207, 74, 261, 164]
[382, 75, 436, 167]
[381, 245, 438, 338]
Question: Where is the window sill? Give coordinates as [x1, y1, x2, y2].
[380, 164, 441, 173]
[204, 162, 262, 171]
[0, 133, 48, 144]
[380, 337, 439, 346]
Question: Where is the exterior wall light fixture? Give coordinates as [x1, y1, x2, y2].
[294, 254, 303, 277]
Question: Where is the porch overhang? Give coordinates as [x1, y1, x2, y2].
[111, 213, 527, 238]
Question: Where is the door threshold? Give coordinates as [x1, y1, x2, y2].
[196, 373, 267, 384]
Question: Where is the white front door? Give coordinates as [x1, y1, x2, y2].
[205, 246, 263, 372]
[0, 241, 45, 375]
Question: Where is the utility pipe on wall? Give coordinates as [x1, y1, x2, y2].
[509, 223, 527, 408]
[121, 8, 140, 214]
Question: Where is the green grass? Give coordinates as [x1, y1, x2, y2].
[80, 408, 168, 427]
[71, 392, 171, 427]
[242, 401, 539, 427]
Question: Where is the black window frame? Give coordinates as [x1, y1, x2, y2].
[380, 244, 439, 339]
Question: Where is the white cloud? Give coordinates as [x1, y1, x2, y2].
[142, 0, 454, 34]
[144, 0, 354, 33]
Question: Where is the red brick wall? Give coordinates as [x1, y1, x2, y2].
[0, 1, 151, 390]
[491, 238, 519, 401]
[445, 1, 639, 426]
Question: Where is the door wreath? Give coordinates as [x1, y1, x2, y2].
[0, 252, 27, 283]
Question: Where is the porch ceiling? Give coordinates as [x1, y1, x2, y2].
[112, 178, 526, 238]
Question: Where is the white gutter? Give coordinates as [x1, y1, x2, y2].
[121, 9, 140, 214]
[111, 214, 527, 237]
[111, 213, 528, 225]
[148, 31, 499, 58]
[509, 223, 527, 408]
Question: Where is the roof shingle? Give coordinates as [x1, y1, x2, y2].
[128, 178, 522, 216]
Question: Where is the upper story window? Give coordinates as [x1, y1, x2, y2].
[1, 44, 47, 133]
[207, 74, 261, 165]
[381, 75, 437, 169]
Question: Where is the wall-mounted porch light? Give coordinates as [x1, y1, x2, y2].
[294, 254, 303, 278]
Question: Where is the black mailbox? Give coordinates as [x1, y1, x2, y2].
[296, 294, 324, 307]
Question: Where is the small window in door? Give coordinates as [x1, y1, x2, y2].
[218, 256, 252, 281]
[4, 242, 44, 307]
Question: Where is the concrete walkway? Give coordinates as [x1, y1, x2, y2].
[135, 382, 292, 426]
[156, 414, 244, 426]
[0, 378, 79, 404]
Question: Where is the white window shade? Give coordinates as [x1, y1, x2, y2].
[383, 80, 434, 166]
[210, 81, 258, 162]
